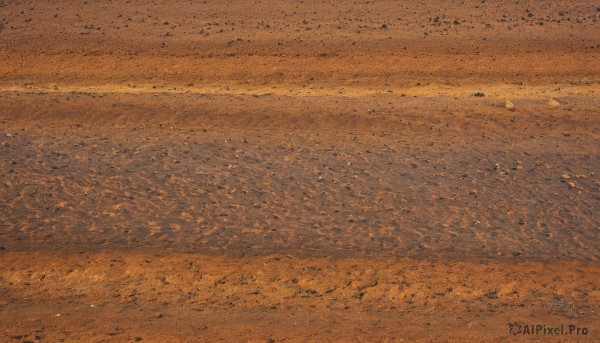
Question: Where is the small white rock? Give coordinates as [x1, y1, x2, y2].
[548, 99, 560, 108]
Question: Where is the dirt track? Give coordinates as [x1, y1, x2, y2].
[1, 0, 599, 341]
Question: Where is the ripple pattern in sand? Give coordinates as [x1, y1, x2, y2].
[1, 125, 598, 261]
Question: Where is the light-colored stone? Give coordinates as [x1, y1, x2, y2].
[505, 100, 516, 111]
[548, 99, 560, 108]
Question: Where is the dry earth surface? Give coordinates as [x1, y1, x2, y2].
[1, 0, 599, 341]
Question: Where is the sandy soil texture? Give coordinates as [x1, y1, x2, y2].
[1, 0, 599, 341]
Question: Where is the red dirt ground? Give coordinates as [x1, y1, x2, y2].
[1, 0, 599, 341]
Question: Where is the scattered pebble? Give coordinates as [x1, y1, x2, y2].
[505, 100, 516, 111]
[485, 291, 498, 299]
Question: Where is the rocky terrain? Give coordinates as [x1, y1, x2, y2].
[0, 0, 599, 341]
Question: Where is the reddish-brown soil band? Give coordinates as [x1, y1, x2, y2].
[1, 252, 599, 342]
